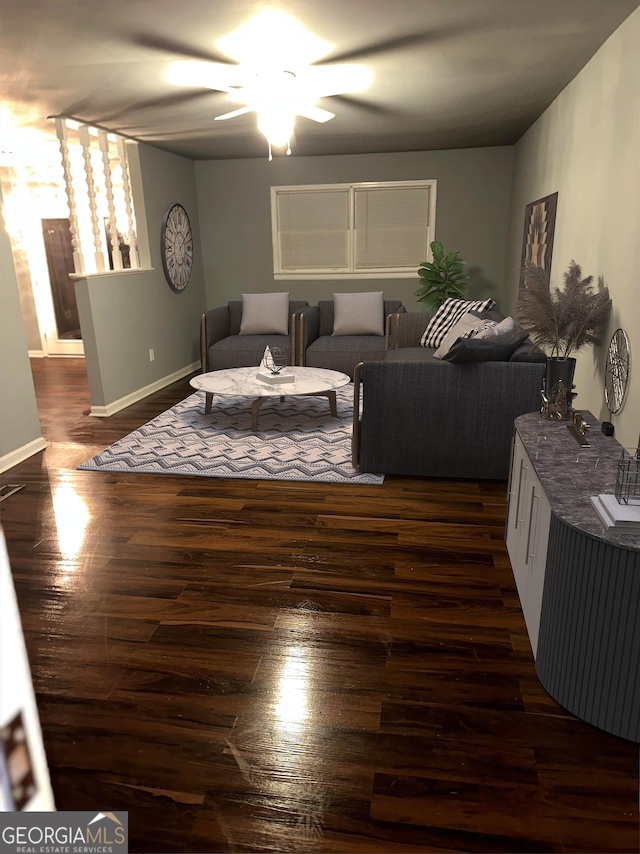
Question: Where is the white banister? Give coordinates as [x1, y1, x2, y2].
[54, 117, 85, 274]
[78, 125, 105, 273]
[97, 130, 122, 271]
[116, 136, 139, 269]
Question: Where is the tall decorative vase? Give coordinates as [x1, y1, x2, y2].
[542, 356, 576, 419]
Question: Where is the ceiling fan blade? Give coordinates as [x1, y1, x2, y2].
[329, 94, 400, 116]
[315, 30, 450, 64]
[93, 89, 222, 124]
[164, 61, 247, 93]
[131, 33, 237, 65]
[295, 65, 371, 98]
[295, 105, 335, 124]
[214, 106, 254, 121]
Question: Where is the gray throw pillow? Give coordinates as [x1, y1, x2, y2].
[442, 329, 529, 363]
[332, 291, 385, 336]
[239, 292, 290, 335]
[432, 314, 487, 359]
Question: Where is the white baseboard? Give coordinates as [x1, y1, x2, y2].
[90, 362, 200, 417]
[28, 350, 45, 358]
[0, 437, 48, 474]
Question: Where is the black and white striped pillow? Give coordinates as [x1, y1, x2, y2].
[421, 298, 496, 348]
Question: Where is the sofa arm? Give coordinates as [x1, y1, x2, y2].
[200, 306, 230, 372]
[352, 362, 364, 468]
[289, 305, 309, 366]
[354, 360, 545, 479]
[387, 311, 434, 350]
[296, 305, 320, 366]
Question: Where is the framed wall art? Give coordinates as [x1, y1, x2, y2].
[519, 191, 558, 288]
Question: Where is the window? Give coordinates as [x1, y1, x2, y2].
[271, 180, 436, 279]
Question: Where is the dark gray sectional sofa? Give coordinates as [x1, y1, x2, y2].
[352, 311, 546, 481]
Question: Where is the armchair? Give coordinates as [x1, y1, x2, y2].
[297, 297, 405, 379]
[200, 299, 308, 372]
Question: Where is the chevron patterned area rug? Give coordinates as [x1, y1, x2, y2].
[78, 387, 383, 485]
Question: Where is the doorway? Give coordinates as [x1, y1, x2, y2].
[39, 218, 84, 356]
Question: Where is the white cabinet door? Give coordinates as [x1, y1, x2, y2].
[506, 433, 531, 609]
[505, 429, 552, 659]
[521, 469, 551, 656]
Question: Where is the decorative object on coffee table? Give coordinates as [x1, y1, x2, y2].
[515, 261, 612, 420]
[519, 192, 558, 290]
[414, 240, 470, 311]
[256, 345, 294, 384]
[263, 345, 286, 374]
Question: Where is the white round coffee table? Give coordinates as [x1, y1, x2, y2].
[190, 366, 351, 431]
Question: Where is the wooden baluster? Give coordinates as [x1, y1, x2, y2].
[98, 130, 122, 271]
[116, 136, 139, 269]
[54, 117, 85, 275]
[78, 125, 105, 273]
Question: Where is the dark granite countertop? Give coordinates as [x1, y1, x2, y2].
[514, 411, 640, 552]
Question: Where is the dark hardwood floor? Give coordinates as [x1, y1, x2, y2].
[1, 357, 638, 853]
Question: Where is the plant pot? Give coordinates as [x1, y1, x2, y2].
[541, 357, 576, 419]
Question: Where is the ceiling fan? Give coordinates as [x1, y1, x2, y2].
[159, 10, 373, 157]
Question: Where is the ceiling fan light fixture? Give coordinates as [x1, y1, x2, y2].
[217, 10, 333, 68]
[257, 110, 295, 148]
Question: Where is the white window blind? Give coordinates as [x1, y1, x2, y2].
[354, 186, 430, 269]
[277, 189, 349, 271]
[272, 180, 436, 278]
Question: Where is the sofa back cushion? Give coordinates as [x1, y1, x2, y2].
[239, 292, 290, 335]
[318, 298, 403, 337]
[229, 298, 307, 336]
[332, 291, 384, 336]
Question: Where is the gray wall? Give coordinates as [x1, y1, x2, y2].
[76, 142, 207, 408]
[195, 146, 514, 311]
[13, 248, 41, 352]
[503, 6, 640, 448]
[0, 185, 43, 463]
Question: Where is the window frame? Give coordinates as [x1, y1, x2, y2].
[271, 179, 437, 280]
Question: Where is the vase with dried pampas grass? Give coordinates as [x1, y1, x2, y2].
[515, 261, 612, 415]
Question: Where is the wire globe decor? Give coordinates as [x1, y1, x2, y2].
[263, 346, 287, 374]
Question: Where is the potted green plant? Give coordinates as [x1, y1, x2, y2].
[515, 261, 612, 409]
[414, 240, 470, 311]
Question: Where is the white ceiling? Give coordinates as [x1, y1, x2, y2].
[1, 0, 638, 160]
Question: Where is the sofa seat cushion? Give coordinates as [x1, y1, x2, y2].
[306, 335, 387, 378]
[209, 334, 292, 370]
[383, 347, 443, 364]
